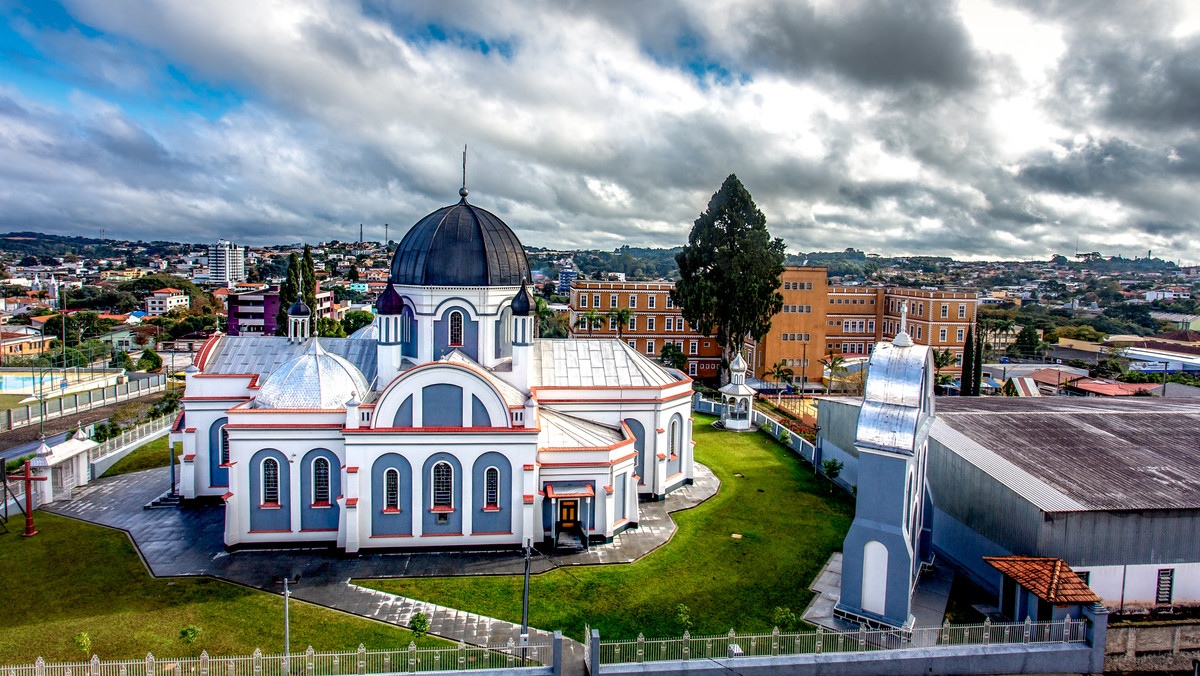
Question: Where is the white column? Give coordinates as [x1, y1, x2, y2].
[289, 452, 302, 533]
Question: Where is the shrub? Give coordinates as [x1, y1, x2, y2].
[772, 606, 799, 631]
[822, 459, 844, 492]
[410, 612, 429, 638]
[72, 632, 91, 656]
[675, 603, 693, 632]
[136, 348, 163, 372]
[180, 624, 202, 644]
[778, 429, 791, 446]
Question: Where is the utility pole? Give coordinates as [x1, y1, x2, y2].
[521, 542, 531, 662]
[275, 574, 301, 669]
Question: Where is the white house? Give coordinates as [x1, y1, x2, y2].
[173, 190, 695, 552]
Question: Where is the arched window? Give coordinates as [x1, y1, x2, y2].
[669, 420, 678, 455]
[313, 457, 330, 504]
[433, 462, 453, 507]
[449, 311, 464, 346]
[485, 467, 500, 508]
[384, 468, 400, 510]
[220, 426, 230, 465]
[262, 458, 279, 505]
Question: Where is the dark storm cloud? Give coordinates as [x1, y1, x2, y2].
[1017, 138, 1160, 196]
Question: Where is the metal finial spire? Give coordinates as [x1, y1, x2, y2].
[460, 144, 468, 199]
[893, 300, 912, 347]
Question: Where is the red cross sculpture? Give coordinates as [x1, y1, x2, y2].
[6, 460, 47, 537]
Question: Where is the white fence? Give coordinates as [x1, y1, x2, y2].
[87, 414, 175, 465]
[1, 640, 555, 676]
[0, 373, 169, 432]
[597, 619, 1088, 665]
[693, 395, 818, 465]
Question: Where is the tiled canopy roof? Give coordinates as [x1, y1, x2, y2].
[983, 556, 1100, 604]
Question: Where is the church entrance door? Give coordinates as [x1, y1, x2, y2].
[559, 500, 578, 529]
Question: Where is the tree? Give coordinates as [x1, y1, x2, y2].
[1010, 325, 1041, 359]
[301, 244, 317, 320]
[768, 361, 794, 404]
[933, 349, 955, 394]
[660, 343, 688, 371]
[574, 309, 602, 336]
[535, 298, 569, 338]
[111, 350, 136, 370]
[341, 310, 375, 336]
[275, 253, 301, 336]
[347, 264, 359, 282]
[136, 348, 162, 372]
[961, 327, 976, 396]
[821, 458, 844, 493]
[819, 354, 847, 394]
[317, 317, 346, 337]
[672, 174, 786, 380]
[605, 307, 634, 339]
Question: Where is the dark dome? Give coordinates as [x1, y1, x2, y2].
[511, 280, 533, 316]
[375, 284, 405, 315]
[287, 297, 311, 316]
[390, 196, 531, 287]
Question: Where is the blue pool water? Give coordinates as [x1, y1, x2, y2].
[0, 374, 65, 392]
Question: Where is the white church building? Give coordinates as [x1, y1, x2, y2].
[172, 189, 695, 552]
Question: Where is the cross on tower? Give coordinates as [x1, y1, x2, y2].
[6, 460, 48, 537]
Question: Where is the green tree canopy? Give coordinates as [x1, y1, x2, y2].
[347, 264, 359, 282]
[672, 174, 785, 372]
[136, 348, 162, 372]
[341, 310, 375, 336]
[302, 244, 317, 315]
[660, 343, 688, 371]
[276, 253, 301, 336]
[317, 317, 346, 337]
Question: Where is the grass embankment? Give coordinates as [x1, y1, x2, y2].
[359, 414, 854, 640]
[100, 437, 174, 478]
[0, 513, 444, 664]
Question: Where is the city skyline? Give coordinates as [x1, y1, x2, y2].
[2, 1, 1200, 263]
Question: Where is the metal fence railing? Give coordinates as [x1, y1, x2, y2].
[598, 618, 1088, 665]
[87, 414, 175, 465]
[1, 640, 553, 676]
[0, 373, 169, 432]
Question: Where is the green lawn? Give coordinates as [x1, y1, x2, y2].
[100, 436, 175, 478]
[0, 513, 445, 664]
[359, 414, 855, 641]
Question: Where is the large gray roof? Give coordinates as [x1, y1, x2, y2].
[202, 335, 379, 389]
[934, 397, 1200, 511]
[531, 339, 683, 388]
[390, 196, 531, 287]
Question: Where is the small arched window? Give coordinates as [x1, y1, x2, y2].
[384, 468, 400, 510]
[262, 458, 279, 505]
[433, 462, 453, 507]
[449, 311, 464, 346]
[313, 457, 330, 504]
[485, 467, 500, 508]
[669, 420, 678, 455]
[220, 426, 230, 465]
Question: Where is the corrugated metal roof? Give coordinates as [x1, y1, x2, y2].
[530, 339, 679, 388]
[203, 336, 379, 390]
[538, 408, 626, 449]
[935, 397, 1200, 511]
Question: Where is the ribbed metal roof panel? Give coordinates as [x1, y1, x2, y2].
[390, 198, 531, 286]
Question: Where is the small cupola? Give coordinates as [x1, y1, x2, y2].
[287, 297, 312, 342]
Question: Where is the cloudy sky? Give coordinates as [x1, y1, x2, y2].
[2, 0, 1199, 262]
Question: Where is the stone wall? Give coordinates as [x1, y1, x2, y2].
[1105, 621, 1200, 673]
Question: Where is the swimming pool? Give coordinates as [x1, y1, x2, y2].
[0, 374, 65, 393]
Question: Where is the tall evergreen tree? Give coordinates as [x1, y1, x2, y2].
[961, 327, 975, 396]
[302, 244, 317, 324]
[973, 325, 984, 394]
[672, 174, 785, 379]
[275, 253, 301, 336]
[347, 264, 359, 282]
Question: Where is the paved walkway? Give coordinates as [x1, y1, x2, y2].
[44, 463, 720, 672]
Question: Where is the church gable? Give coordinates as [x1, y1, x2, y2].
[372, 362, 511, 429]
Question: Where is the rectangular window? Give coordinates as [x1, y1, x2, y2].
[689, 340, 698, 355]
[666, 317, 674, 331]
[646, 340, 655, 355]
[579, 294, 587, 308]
[609, 317, 617, 331]
[629, 295, 637, 308]
[628, 339, 636, 349]
[939, 328, 947, 342]
[628, 316, 636, 331]
[941, 304, 949, 318]
[1157, 569, 1174, 605]
[610, 294, 617, 308]
[916, 326, 923, 340]
[1077, 571, 1090, 586]
[593, 293, 600, 308]
[648, 295, 656, 309]
[666, 295, 674, 309]
[688, 362, 697, 376]
[958, 304, 966, 319]
[957, 328, 965, 342]
[648, 317, 656, 331]
[868, 320, 875, 334]
[955, 352, 963, 366]
[784, 281, 792, 290]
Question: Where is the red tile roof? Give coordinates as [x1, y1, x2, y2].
[1069, 379, 1158, 396]
[153, 287, 184, 294]
[984, 556, 1100, 605]
[1026, 368, 1085, 387]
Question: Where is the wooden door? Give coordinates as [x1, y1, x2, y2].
[559, 500, 578, 528]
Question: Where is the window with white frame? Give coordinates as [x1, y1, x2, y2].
[958, 304, 966, 319]
[669, 420, 678, 455]
[485, 467, 500, 508]
[957, 328, 965, 342]
[262, 458, 279, 505]
[384, 468, 400, 510]
[580, 294, 587, 308]
[432, 462, 453, 508]
[1157, 568, 1174, 605]
[449, 311, 464, 346]
[648, 295, 656, 309]
[939, 328, 947, 342]
[666, 295, 674, 309]
[610, 294, 617, 308]
[689, 340, 698, 355]
[665, 317, 674, 331]
[592, 293, 600, 307]
[955, 352, 963, 366]
[941, 304, 949, 318]
[629, 295, 637, 308]
[628, 339, 636, 349]
[609, 317, 617, 331]
[688, 362, 697, 376]
[628, 316, 636, 331]
[646, 340, 655, 354]
[313, 457, 330, 504]
[647, 317, 655, 331]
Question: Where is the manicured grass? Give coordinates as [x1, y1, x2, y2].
[0, 513, 444, 664]
[359, 414, 855, 640]
[100, 436, 175, 478]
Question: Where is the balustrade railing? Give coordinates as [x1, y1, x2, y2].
[87, 414, 175, 464]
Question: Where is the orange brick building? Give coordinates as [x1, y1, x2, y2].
[750, 267, 829, 391]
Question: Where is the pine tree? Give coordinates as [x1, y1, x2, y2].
[672, 174, 785, 380]
[302, 244, 317, 327]
[973, 326, 984, 394]
[961, 327, 975, 396]
[348, 264, 359, 282]
[275, 253, 301, 336]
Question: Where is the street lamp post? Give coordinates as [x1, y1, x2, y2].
[274, 574, 301, 670]
[521, 541, 531, 662]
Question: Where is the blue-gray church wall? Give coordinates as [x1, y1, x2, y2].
[931, 506, 1011, 595]
[839, 451, 914, 627]
[422, 384, 463, 427]
[433, 306, 478, 361]
[471, 395, 491, 427]
[421, 453, 463, 535]
[471, 452, 512, 534]
[393, 395, 413, 427]
[624, 418, 645, 485]
[249, 448, 290, 532]
[299, 448, 340, 532]
[371, 453, 413, 536]
[401, 307, 417, 358]
[209, 417, 228, 487]
[614, 472, 628, 522]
